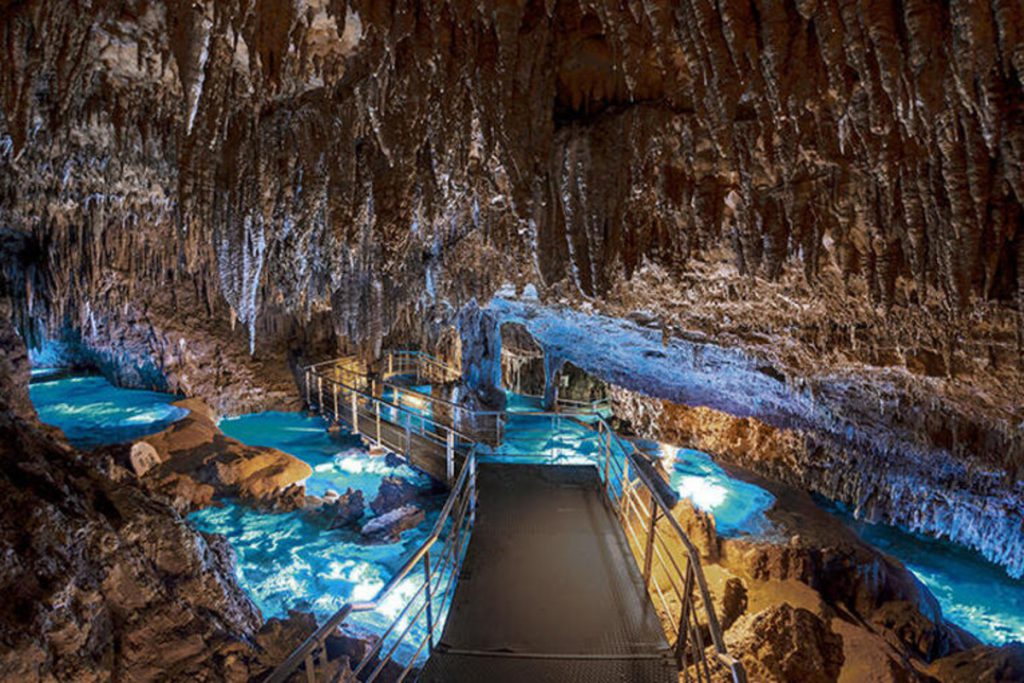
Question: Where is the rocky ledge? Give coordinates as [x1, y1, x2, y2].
[96, 398, 312, 513]
[652, 457, 1024, 682]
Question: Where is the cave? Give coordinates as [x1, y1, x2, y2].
[1, 2, 1023, 682]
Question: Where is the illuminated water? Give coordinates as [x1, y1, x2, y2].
[188, 411, 445, 658]
[29, 375, 187, 449]
[216, 411, 433, 497]
[661, 446, 776, 536]
[826, 503, 1024, 645]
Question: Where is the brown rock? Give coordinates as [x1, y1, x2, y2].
[929, 643, 1024, 683]
[725, 604, 845, 683]
[672, 497, 720, 562]
[128, 441, 162, 477]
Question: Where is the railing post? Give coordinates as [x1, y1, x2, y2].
[304, 651, 316, 683]
[423, 552, 434, 654]
[350, 391, 358, 434]
[305, 370, 312, 406]
[388, 352, 393, 377]
[375, 400, 382, 445]
[317, 376, 323, 411]
[643, 507, 659, 587]
[602, 423, 610, 493]
[446, 430, 455, 484]
[619, 457, 631, 522]
[332, 383, 338, 422]
[675, 564, 696, 668]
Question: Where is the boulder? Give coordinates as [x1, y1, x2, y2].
[361, 505, 425, 542]
[725, 604, 844, 683]
[128, 441, 162, 477]
[327, 488, 365, 529]
[325, 625, 407, 682]
[370, 476, 420, 515]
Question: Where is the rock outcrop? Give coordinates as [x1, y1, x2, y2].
[725, 604, 845, 683]
[326, 488, 366, 529]
[370, 475, 422, 516]
[361, 505, 426, 542]
[101, 398, 313, 513]
[0, 397, 261, 681]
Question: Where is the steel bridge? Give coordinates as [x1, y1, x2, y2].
[267, 351, 746, 683]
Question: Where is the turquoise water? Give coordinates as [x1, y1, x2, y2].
[216, 410, 433, 497]
[828, 504, 1024, 645]
[661, 445, 776, 536]
[189, 410, 444, 652]
[480, 411, 606, 464]
[29, 375, 187, 449]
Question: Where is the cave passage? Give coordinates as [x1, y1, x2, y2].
[823, 501, 1024, 646]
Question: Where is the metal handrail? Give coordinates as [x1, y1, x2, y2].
[264, 444, 478, 683]
[594, 421, 745, 682]
[382, 350, 460, 384]
[285, 355, 745, 683]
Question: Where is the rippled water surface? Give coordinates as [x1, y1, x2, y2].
[827, 504, 1024, 645]
[29, 375, 187, 449]
[189, 410, 442, 644]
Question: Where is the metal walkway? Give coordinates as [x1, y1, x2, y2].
[418, 464, 676, 682]
[269, 351, 746, 683]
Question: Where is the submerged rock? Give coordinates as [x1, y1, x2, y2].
[327, 488, 366, 529]
[370, 475, 421, 516]
[361, 505, 425, 542]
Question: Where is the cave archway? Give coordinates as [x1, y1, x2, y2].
[551, 359, 610, 410]
[499, 322, 545, 397]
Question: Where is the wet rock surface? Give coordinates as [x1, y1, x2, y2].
[0, 395, 262, 681]
[370, 475, 422, 516]
[361, 505, 426, 542]
[326, 488, 366, 529]
[132, 398, 313, 513]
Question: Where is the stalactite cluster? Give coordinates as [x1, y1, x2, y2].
[0, 0, 1021, 530]
[1, 0, 1020, 345]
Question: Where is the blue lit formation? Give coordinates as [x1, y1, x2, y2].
[27, 371, 1024, 649]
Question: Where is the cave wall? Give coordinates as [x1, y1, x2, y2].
[1, 0, 1021, 353]
[0, 0, 1022, 547]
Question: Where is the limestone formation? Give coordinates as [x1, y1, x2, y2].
[725, 604, 845, 683]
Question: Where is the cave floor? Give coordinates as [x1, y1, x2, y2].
[418, 463, 676, 683]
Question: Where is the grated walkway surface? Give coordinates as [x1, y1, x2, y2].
[417, 464, 675, 683]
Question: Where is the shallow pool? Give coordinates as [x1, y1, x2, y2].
[189, 410, 444, 654]
[29, 375, 187, 449]
[825, 502, 1024, 645]
[660, 445, 776, 537]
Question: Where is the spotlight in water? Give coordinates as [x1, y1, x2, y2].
[676, 475, 729, 511]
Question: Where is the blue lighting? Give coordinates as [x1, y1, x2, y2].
[29, 375, 187, 449]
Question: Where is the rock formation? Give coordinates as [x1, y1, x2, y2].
[1, 0, 1023, 680]
[96, 397, 313, 513]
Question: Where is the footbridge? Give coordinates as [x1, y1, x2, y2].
[268, 352, 746, 683]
